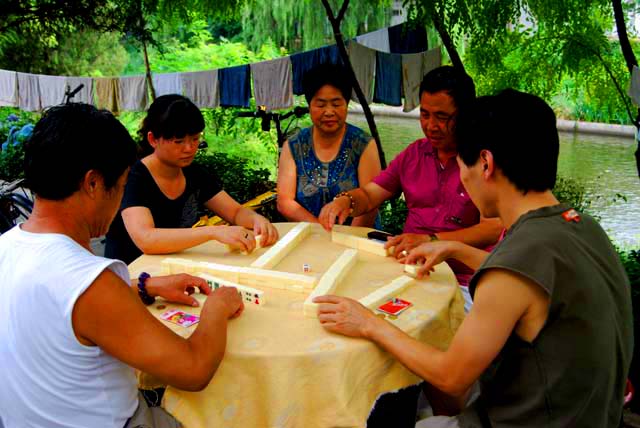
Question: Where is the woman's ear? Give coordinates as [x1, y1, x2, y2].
[147, 131, 159, 149]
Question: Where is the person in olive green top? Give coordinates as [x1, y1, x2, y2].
[313, 89, 633, 427]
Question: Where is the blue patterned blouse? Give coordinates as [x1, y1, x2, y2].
[288, 123, 379, 226]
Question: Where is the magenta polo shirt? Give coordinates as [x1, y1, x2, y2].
[373, 138, 481, 285]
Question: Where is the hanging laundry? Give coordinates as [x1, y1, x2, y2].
[356, 28, 390, 53]
[629, 65, 640, 106]
[16, 73, 41, 112]
[119, 75, 149, 111]
[291, 45, 341, 95]
[347, 41, 376, 104]
[95, 77, 120, 112]
[66, 77, 94, 105]
[373, 51, 402, 106]
[219, 65, 251, 107]
[251, 57, 294, 110]
[38, 75, 67, 109]
[152, 72, 182, 97]
[388, 23, 428, 54]
[402, 47, 442, 112]
[182, 70, 219, 108]
[0, 70, 18, 107]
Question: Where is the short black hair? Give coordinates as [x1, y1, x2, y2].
[138, 94, 205, 156]
[302, 63, 352, 104]
[419, 66, 476, 112]
[457, 89, 559, 193]
[25, 103, 136, 200]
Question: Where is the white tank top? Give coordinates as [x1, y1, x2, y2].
[0, 226, 137, 428]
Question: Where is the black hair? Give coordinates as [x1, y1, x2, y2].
[138, 94, 205, 156]
[24, 103, 136, 200]
[456, 89, 559, 193]
[302, 63, 352, 104]
[419, 66, 476, 112]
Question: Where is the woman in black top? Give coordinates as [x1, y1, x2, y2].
[105, 95, 278, 264]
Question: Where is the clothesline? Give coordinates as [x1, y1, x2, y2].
[0, 24, 440, 114]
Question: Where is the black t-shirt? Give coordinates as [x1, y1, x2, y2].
[105, 160, 223, 264]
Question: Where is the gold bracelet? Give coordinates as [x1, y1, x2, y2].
[334, 191, 355, 215]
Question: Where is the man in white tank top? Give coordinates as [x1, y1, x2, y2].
[0, 103, 244, 428]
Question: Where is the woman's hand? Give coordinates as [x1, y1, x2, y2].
[385, 233, 430, 258]
[203, 286, 244, 320]
[210, 225, 255, 253]
[404, 241, 460, 279]
[252, 215, 279, 247]
[144, 274, 211, 307]
[318, 196, 352, 231]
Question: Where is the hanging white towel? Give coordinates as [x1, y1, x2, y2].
[182, 70, 219, 108]
[0, 70, 18, 107]
[152, 72, 182, 97]
[65, 77, 94, 105]
[38, 75, 67, 109]
[17, 73, 41, 112]
[251, 57, 294, 110]
[347, 41, 376, 104]
[119, 75, 149, 111]
[356, 28, 390, 53]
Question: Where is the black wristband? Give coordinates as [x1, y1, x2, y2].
[137, 272, 155, 306]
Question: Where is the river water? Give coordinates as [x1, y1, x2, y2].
[350, 115, 640, 247]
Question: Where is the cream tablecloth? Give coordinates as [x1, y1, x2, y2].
[129, 223, 465, 428]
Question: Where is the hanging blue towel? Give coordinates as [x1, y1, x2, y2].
[388, 23, 428, 54]
[290, 45, 342, 95]
[219, 64, 251, 107]
[373, 51, 402, 106]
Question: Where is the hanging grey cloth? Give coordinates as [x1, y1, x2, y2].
[356, 28, 390, 53]
[402, 47, 442, 112]
[152, 72, 182, 97]
[0, 69, 18, 107]
[38, 75, 67, 109]
[119, 75, 149, 112]
[65, 77, 94, 105]
[347, 41, 376, 104]
[628, 65, 640, 106]
[251, 57, 294, 110]
[17, 73, 41, 112]
[182, 70, 219, 108]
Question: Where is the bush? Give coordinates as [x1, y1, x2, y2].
[192, 150, 281, 221]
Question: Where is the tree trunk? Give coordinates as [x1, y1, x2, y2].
[430, 9, 464, 73]
[612, 0, 640, 179]
[320, 0, 387, 169]
[142, 39, 156, 101]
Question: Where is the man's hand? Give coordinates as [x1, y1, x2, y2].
[313, 295, 382, 338]
[318, 197, 352, 231]
[204, 286, 244, 319]
[385, 233, 430, 259]
[145, 274, 211, 307]
[210, 225, 255, 253]
[404, 241, 459, 279]
[252, 215, 279, 247]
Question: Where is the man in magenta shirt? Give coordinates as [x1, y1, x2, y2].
[319, 66, 502, 311]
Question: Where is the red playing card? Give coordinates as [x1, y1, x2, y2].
[377, 298, 412, 316]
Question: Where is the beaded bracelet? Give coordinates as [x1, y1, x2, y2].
[334, 191, 354, 215]
[137, 272, 156, 306]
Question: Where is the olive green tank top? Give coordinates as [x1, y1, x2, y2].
[461, 204, 633, 427]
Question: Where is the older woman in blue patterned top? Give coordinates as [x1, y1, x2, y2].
[277, 63, 382, 227]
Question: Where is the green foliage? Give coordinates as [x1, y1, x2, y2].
[0, 143, 26, 182]
[192, 150, 274, 212]
[552, 175, 593, 213]
[379, 197, 408, 235]
[240, 0, 392, 52]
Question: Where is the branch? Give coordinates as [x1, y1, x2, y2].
[337, 0, 350, 23]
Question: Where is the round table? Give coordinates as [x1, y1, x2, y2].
[129, 223, 464, 428]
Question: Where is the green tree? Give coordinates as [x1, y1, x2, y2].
[240, 0, 391, 52]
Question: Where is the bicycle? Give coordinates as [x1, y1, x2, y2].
[236, 105, 309, 149]
[0, 178, 34, 234]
